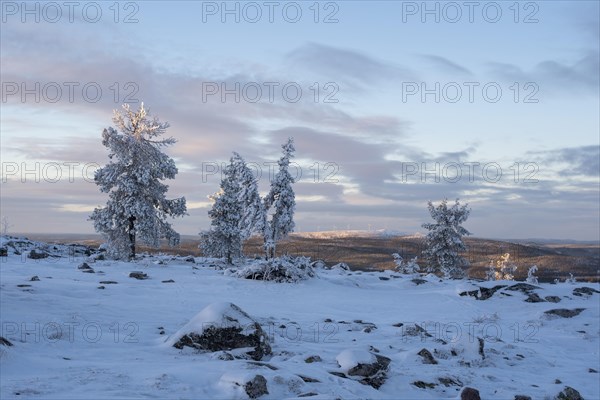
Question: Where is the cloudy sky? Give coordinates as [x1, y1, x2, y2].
[1, 1, 599, 240]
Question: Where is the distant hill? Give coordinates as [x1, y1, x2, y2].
[16, 232, 600, 283]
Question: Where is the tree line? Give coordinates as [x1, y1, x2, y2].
[90, 104, 472, 278]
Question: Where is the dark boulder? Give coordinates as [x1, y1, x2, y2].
[417, 348, 438, 364]
[505, 283, 540, 293]
[245, 375, 268, 399]
[129, 271, 148, 280]
[0, 336, 13, 346]
[555, 386, 584, 400]
[545, 296, 561, 303]
[169, 302, 271, 361]
[545, 308, 585, 318]
[525, 293, 546, 303]
[573, 287, 600, 297]
[460, 285, 506, 300]
[461, 387, 481, 400]
[336, 349, 391, 389]
[28, 249, 49, 259]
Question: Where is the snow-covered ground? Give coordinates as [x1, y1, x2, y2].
[1, 237, 599, 399]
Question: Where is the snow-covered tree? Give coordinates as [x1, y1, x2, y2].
[421, 199, 471, 279]
[201, 153, 264, 263]
[201, 157, 244, 264]
[199, 228, 225, 260]
[90, 103, 187, 260]
[496, 253, 517, 280]
[263, 138, 296, 259]
[485, 260, 496, 281]
[526, 265, 539, 284]
[231, 152, 264, 240]
[486, 253, 517, 280]
[392, 253, 420, 274]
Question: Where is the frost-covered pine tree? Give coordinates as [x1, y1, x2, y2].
[263, 138, 296, 259]
[201, 156, 244, 264]
[201, 153, 263, 263]
[421, 199, 471, 279]
[90, 103, 187, 260]
[231, 152, 264, 240]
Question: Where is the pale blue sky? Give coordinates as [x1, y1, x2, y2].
[1, 0, 599, 239]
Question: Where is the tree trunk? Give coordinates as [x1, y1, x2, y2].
[267, 226, 277, 260]
[128, 216, 136, 260]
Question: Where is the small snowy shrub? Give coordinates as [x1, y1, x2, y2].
[495, 253, 517, 280]
[225, 255, 315, 283]
[331, 262, 350, 271]
[485, 260, 496, 281]
[392, 253, 420, 274]
[566, 273, 577, 284]
[526, 265, 539, 284]
[472, 312, 499, 324]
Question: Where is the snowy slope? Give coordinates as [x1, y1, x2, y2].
[0, 237, 599, 399]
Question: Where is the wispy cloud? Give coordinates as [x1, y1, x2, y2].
[532, 145, 600, 177]
[419, 54, 473, 76]
[286, 42, 416, 90]
[487, 51, 599, 95]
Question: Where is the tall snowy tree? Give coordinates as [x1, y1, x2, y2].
[421, 199, 471, 279]
[263, 138, 296, 259]
[200, 153, 264, 263]
[201, 157, 244, 264]
[231, 152, 264, 240]
[90, 103, 187, 260]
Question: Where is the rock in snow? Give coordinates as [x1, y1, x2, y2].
[0, 336, 13, 347]
[459, 285, 506, 300]
[129, 271, 148, 280]
[461, 386, 482, 400]
[544, 308, 585, 318]
[28, 249, 49, 259]
[336, 348, 377, 371]
[555, 386, 584, 400]
[573, 287, 600, 297]
[219, 372, 269, 399]
[417, 348, 438, 364]
[336, 348, 391, 389]
[244, 375, 269, 399]
[167, 302, 271, 361]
